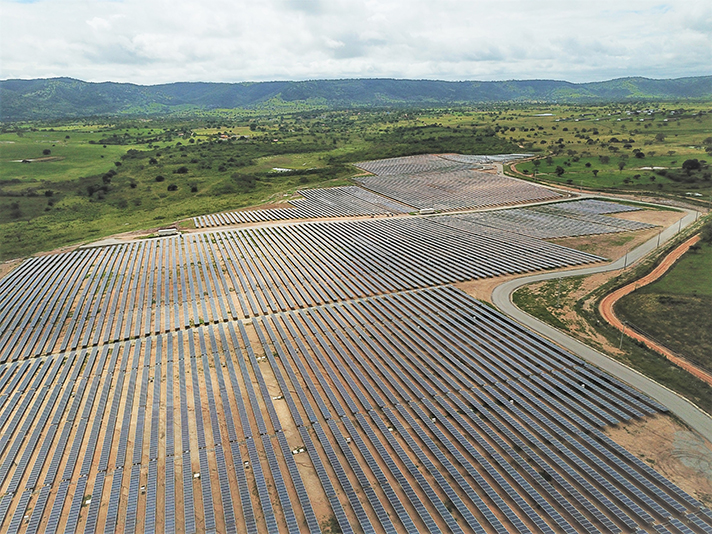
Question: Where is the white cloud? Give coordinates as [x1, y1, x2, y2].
[0, 0, 710, 84]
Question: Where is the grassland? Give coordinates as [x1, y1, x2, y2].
[2, 102, 711, 260]
[499, 104, 712, 198]
[615, 240, 712, 373]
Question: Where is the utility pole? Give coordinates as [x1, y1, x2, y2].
[656, 230, 661, 248]
[619, 322, 627, 350]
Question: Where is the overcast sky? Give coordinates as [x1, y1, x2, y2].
[1, 0, 710, 84]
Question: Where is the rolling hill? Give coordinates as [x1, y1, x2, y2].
[1, 75, 711, 121]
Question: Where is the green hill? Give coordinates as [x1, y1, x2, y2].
[2, 76, 711, 121]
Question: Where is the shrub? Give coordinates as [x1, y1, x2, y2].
[231, 173, 256, 192]
[701, 219, 712, 244]
[155, 175, 165, 182]
[167, 184, 178, 191]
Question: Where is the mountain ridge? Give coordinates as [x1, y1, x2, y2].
[2, 75, 711, 121]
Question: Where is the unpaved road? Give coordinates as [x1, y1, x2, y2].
[599, 234, 712, 387]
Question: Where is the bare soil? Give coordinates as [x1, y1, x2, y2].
[0, 257, 22, 279]
[603, 414, 712, 507]
[455, 273, 522, 304]
[551, 226, 665, 261]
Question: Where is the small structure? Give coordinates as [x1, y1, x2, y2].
[158, 228, 178, 237]
[419, 208, 436, 215]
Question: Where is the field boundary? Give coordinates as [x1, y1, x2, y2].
[599, 233, 712, 386]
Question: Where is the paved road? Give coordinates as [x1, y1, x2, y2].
[491, 203, 712, 442]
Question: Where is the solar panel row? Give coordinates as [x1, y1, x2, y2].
[436, 200, 652, 240]
[355, 167, 562, 211]
[194, 185, 412, 227]
[0, 216, 605, 362]
[0, 183, 709, 534]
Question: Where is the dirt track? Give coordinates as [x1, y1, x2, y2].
[598, 233, 712, 386]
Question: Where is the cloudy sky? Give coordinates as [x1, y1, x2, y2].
[1, 0, 710, 84]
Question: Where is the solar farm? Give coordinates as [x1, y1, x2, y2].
[354, 168, 563, 212]
[193, 187, 412, 229]
[435, 201, 654, 240]
[1, 161, 711, 534]
[193, 153, 559, 228]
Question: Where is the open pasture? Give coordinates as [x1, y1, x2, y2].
[0, 130, 146, 184]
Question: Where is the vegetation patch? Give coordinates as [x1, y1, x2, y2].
[615, 223, 712, 373]
[2, 102, 711, 260]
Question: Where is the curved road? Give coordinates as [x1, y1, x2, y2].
[491, 203, 712, 442]
[599, 234, 712, 386]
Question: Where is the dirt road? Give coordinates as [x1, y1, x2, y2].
[599, 233, 712, 386]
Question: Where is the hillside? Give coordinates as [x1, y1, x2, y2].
[1, 76, 712, 121]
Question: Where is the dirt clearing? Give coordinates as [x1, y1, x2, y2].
[604, 414, 712, 507]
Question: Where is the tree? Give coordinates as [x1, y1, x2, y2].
[618, 161, 626, 172]
[555, 166, 565, 177]
[42, 149, 51, 155]
[655, 133, 665, 142]
[592, 169, 599, 177]
[682, 159, 701, 172]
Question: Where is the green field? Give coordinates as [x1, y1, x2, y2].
[615, 240, 712, 373]
[2, 103, 711, 260]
